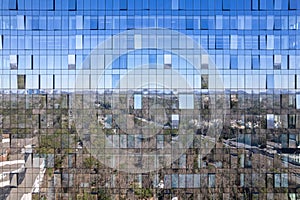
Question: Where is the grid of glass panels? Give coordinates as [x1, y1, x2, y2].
[0, 0, 300, 199]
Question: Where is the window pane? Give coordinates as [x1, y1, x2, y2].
[230, 35, 237, 49]
[252, 56, 260, 69]
[17, 75, 26, 89]
[32, 16, 39, 30]
[69, 0, 76, 10]
[296, 94, 300, 109]
[267, 114, 275, 128]
[0, 35, 2, 50]
[39, 16, 46, 30]
[244, 16, 252, 29]
[179, 94, 194, 109]
[76, 15, 83, 29]
[90, 17, 97, 29]
[164, 54, 172, 68]
[238, 16, 244, 29]
[216, 15, 222, 29]
[172, 0, 178, 10]
[68, 55, 76, 69]
[134, 94, 142, 109]
[201, 54, 209, 69]
[54, 16, 61, 30]
[17, 15, 25, 29]
[10, 55, 18, 69]
[267, 35, 274, 49]
[75, 35, 82, 49]
[230, 55, 238, 69]
[274, 55, 281, 69]
[267, 16, 274, 29]
[112, 74, 120, 88]
[274, 0, 282, 9]
[9, 0, 17, 10]
[209, 174, 216, 188]
[267, 74, 274, 89]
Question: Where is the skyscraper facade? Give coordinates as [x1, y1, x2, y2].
[0, 0, 300, 199]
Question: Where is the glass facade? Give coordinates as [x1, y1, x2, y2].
[0, 0, 300, 199]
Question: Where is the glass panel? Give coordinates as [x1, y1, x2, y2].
[68, 55, 76, 69]
[9, 0, 17, 9]
[208, 174, 216, 187]
[267, 74, 274, 89]
[172, 0, 178, 10]
[32, 16, 39, 30]
[260, 35, 266, 49]
[178, 174, 186, 188]
[134, 34, 141, 49]
[274, 55, 281, 69]
[84, 16, 91, 29]
[289, 55, 295, 69]
[18, 55, 32, 69]
[76, 15, 83, 29]
[230, 55, 238, 69]
[75, 35, 82, 49]
[245, 16, 252, 29]
[216, 36, 223, 49]
[238, 36, 244, 49]
[223, 0, 230, 10]
[171, 174, 178, 188]
[267, 114, 275, 128]
[53, 16, 61, 30]
[134, 94, 142, 109]
[281, 35, 289, 49]
[39, 16, 46, 30]
[282, 16, 288, 29]
[17, 75, 25, 89]
[289, 0, 297, 9]
[216, 15, 222, 29]
[17, 15, 25, 29]
[68, 0, 76, 10]
[274, 0, 282, 9]
[69, 16, 76, 29]
[245, 36, 252, 49]
[208, 16, 215, 29]
[171, 114, 179, 129]
[186, 18, 194, 30]
[274, 174, 281, 187]
[252, 16, 259, 29]
[40, 74, 53, 89]
[194, 174, 200, 187]
[274, 35, 281, 49]
[281, 174, 288, 187]
[90, 16, 98, 29]
[0, 35, 2, 50]
[179, 94, 194, 109]
[200, 17, 208, 29]
[230, 16, 237, 29]
[238, 16, 244, 29]
[267, 16, 274, 29]
[164, 54, 172, 68]
[10, 55, 18, 69]
[296, 94, 300, 109]
[230, 35, 238, 49]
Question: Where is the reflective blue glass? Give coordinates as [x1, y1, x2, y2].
[68, 0, 76, 10]
[252, 0, 258, 10]
[267, 74, 274, 88]
[112, 74, 120, 88]
[230, 55, 238, 69]
[252, 56, 260, 69]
